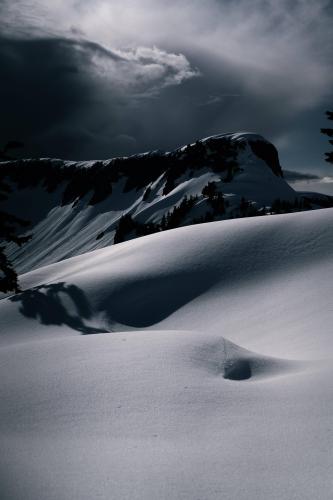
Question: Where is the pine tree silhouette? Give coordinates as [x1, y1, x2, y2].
[0, 142, 31, 293]
[0, 204, 31, 293]
[321, 111, 333, 165]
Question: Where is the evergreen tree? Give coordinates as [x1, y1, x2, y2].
[0, 143, 31, 293]
[0, 208, 31, 293]
[114, 214, 136, 244]
[210, 192, 225, 215]
[160, 214, 167, 230]
[202, 181, 217, 199]
[321, 111, 333, 165]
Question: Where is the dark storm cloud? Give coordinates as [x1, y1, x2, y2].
[0, 34, 198, 159]
[284, 171, 320, 182]
[284, 170, 333, 197]
[1, 0, 333, 170]
[0, 35, 105, 158]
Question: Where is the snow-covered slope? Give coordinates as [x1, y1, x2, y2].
[1, 208, 333, 499]
[1, 132, 299, 273]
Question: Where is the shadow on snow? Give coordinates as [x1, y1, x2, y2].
[10, 282, 106, 335]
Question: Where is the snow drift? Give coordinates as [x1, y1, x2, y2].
[1, 207, 333, 499]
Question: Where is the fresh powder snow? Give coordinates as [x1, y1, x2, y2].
[1, 208, 333, 499]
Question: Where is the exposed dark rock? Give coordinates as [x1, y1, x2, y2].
[249, 140, 283, 177]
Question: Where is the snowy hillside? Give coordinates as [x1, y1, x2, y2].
[0, 132, 304, 273]
[1, 207, 333, 499]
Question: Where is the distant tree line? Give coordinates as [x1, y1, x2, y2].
[113, 181, 331, 245]
[114, 195, 200, 243]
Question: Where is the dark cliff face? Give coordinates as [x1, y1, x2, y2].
[249, 140, 283, 177]
[0, 134, 280, 208]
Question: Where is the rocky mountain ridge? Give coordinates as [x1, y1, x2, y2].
[0, 132, 331, 273]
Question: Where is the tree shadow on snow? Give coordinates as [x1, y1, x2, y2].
[10, 282, 106, 335]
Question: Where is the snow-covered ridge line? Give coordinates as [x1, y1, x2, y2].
[0, 131, 280, 177]
[0, 131, 272, 166]
[1, 131, 331, 274]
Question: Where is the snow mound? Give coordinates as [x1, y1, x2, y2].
[1, 207, 333, 360]
[1, 208, 333, 500]
[192, 337, 304, 381]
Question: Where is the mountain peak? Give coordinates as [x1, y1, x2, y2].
[1, 132, 325, 273]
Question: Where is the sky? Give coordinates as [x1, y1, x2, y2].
[0, 0, 333, 175]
